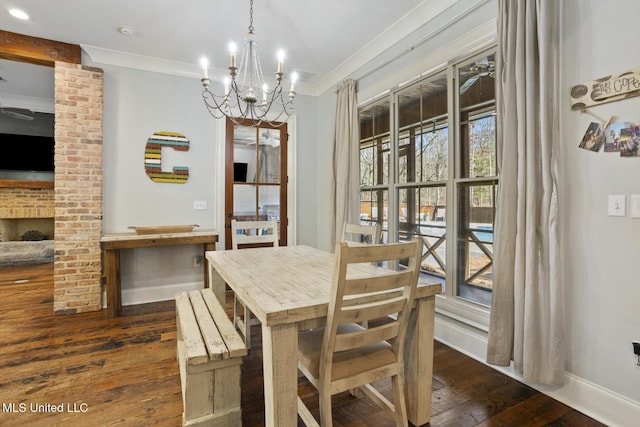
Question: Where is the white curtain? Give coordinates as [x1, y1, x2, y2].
[486, 0, 564, 385]
[330, 79, 360, 249]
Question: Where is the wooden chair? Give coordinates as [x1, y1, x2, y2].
[296, 237, 422, 427]
[230, 219, 279, 349]
[341, 222, 382, 245]
[342, 222, 383, 328]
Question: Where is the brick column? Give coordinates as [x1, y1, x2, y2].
[53, 62, 104, 314]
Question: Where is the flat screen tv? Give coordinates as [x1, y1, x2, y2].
[0, 133, 54, 172]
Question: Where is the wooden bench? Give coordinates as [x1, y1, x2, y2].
[175, 288, 247, 427]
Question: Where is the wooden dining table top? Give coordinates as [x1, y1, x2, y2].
[205, 244, 442, 327]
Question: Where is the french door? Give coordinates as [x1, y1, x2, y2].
[224, 118, 288, 249]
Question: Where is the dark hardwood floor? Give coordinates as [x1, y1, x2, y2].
[0, 263, 606, 426]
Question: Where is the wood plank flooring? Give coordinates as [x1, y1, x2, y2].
[0, 263, 606, 426]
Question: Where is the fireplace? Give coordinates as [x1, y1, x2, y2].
[0, 218, 54, 242]
[0, 184, 55, 242]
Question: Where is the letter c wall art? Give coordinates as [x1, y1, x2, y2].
[144, 131, 190, 183]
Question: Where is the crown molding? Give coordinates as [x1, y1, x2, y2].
[308, 0, 461, 96]
[81, 0, 487, 98]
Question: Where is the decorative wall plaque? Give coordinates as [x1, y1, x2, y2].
[144, 131, 190, 183]
[570, 66, 640, 110]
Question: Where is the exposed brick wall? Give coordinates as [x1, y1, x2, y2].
[0, 187, 54, 241]
[53, 62, 104, 315]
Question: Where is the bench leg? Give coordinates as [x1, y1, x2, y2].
[234, 295, 252, 349]
[181, 361, 243, 427]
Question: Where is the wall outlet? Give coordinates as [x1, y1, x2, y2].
[193, 200, 207, 210]
[193, 255, 204, 268]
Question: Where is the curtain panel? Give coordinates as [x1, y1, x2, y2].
[330, 79, 360, 250]
[486, 0, 564, 385]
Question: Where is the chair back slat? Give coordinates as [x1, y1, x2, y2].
[344, 242, 415, 263]
[334, 322, 400, 352]
[343, 270, 413, 296]
[231, 219, 279, 249]
[342, 222, 382, 245]
[340, 296, 406, 324]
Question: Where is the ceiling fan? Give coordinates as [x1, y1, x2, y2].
[0, 104, 35, 121]
[459, 58, 495, 94]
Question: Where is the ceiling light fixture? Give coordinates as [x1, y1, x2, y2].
[199, 0, 296, 126]
[118, 26, 134, 36]
[9, 8, 29, 20]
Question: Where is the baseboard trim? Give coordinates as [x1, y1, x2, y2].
[121, 281, 203, 306]
[435, 315, 640, 427]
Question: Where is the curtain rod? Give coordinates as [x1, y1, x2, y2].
[353, 0, 490, 83]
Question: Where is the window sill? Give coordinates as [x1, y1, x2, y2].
[435, 294, 490, 332]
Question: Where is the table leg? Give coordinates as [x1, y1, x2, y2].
[404, 296, 435, 426]
[261, 323, 298, 427]
[105, 249, 121, 318]
[208, 262, 226, 307]
[203, 243, 215, 288]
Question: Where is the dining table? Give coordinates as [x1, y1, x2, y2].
[206, 244, 442, 427]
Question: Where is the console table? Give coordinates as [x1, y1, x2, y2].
[101, 229, 219, 317]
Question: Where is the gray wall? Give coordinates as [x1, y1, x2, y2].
[560, 0, 640, 411]
[97, 63, 319, 303]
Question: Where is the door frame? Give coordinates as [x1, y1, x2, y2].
[224, 117, 289, 249]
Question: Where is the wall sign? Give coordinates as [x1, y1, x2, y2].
[144, 131, 190, 183]
[570, 66, 640, 110]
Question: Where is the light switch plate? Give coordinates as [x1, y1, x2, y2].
[608, 194, 625, 217]
[630, 195, 640, 219]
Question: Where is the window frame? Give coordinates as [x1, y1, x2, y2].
[358, 45, 498, 330]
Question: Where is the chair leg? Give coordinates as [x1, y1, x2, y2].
[318, 390, 333, 427]
[391, 373, 408, 427]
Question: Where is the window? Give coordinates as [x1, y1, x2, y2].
[359, 98, 390, 243]
[358, 49, 497, 311]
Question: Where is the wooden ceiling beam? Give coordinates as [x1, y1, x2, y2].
[0, 30, 81, 67]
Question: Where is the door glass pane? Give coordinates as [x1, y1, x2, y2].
[259, 185, 280, 220]
[233, 184, 257, 220]
[257, 127, 281, 183]
[234, 125, 257, 183]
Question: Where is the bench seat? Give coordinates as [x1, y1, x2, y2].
[176, 288, 247, 427]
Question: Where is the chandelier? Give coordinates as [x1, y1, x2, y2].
[200, 0, 297, 126]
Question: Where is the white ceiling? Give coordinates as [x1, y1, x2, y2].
[0, 0, 462, 110]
